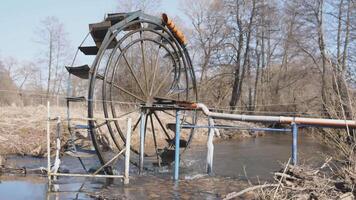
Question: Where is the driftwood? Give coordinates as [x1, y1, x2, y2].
[223, 184, 279, 200]
[0, 166, 47, 175]
[273, 158, 290, 198]
[225, 156, 356, 200]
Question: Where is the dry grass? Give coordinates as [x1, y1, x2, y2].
[0, 105, 263, 157]
[0, 105, 69, 156]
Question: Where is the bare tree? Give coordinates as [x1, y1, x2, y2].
[35, 16, 70, 99]
[177, 0, 355, 117]
[182, 0, 229, 100]
[117, 0, 162, 13]
[226, 0, 257, 110]
[0, 60, 20, 105]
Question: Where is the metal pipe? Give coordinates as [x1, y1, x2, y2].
[52, 116, 61, 180]
[174, 110, 181, 181]
[139, 111, 146, 174]
[50, 173, 124, 179]
[47, 101, 51, 184]
[93, 148, 126, 175]
[124, 118, 132, 184]
[195, 103, 356, 128]
[206, 117, 214, 175]
[180, 125, 291, 132]
[292, 123, 298, 165]
[162, 13, 187, 45]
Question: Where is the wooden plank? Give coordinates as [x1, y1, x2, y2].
[89, 21, 118, 48]
[79, 46, 99, 55]
[65, 65, 90, 79]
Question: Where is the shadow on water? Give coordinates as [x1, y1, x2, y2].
[0, 132, 332, 199]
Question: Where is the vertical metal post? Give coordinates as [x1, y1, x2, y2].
[52, 116, 61, 180]
[124, 118, 132, 184]
[46, 101, 51, 185]
[291, 122, 298, 165]
[174, 110, 181, 181]
[207, 117, 214, 175]
[139, 111, 146, 174]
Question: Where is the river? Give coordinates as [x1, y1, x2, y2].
[0, 132, 331, 199]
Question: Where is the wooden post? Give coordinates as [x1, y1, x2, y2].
[124, 118, 132, 184]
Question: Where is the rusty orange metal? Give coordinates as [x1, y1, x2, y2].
[162, 13, 187, 45]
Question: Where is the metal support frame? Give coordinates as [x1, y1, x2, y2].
[52, 116, 62, 180]
[47, 101, 51, 185]
[124, 118, 132, 184]
[174, 110, 181, 181]
[206, 117, 214, 175]
[171, 118, 294, 180]
[291, 123, 298, 165]
[46, 103, 132, 193]
[139, 111, 146, 174]
[54, 99, 355, 182]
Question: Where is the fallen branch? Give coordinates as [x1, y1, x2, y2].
[223, 184, 279, 200]
[273, 158, 291, 199]
[274, 172, 299, 181]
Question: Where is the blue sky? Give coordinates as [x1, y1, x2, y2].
[0, 0, 182, 62]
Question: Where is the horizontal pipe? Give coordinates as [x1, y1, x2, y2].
[195, 103, 356, 128]
[50, 172, 124, 179]
[181, 125, 291, 132]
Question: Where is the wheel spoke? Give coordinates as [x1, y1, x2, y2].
[153, 111, 171, 140]
[149, 114, 160, 162]
[132, 116, 141, 132]
[118, 46, 147, 97]
[140, 32, 149, 95]
[143, 113, 148, 145]
[161, 110, 193, 125]
[114, 108, 140, 119]
[166, 86, 194, 98]
[149, 46, 162, 96]
[152, 67, 175, 97]
[161, 110, 175, 118]
[111, 81, 145, 102]
[94, 121, 107, 129]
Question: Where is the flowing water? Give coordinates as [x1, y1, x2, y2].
[0, 132, 331, 199]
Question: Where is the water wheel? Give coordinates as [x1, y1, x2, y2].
[67, 11, 197, 174]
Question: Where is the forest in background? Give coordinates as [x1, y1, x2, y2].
[0, 0, 355, 120]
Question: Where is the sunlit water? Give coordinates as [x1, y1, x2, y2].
[0, 132, 331, 199]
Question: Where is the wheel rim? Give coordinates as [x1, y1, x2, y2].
[88, 18, 197, 174]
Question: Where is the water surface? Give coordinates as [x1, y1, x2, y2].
[0, 132, 331, 199]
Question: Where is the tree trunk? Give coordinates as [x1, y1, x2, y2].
[46, 33, 53, 100]
[253, 30, 261, 112]
[337, 0, 353, 119]
[316, 0, 329, 117]
[229, 0, 256, 111]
